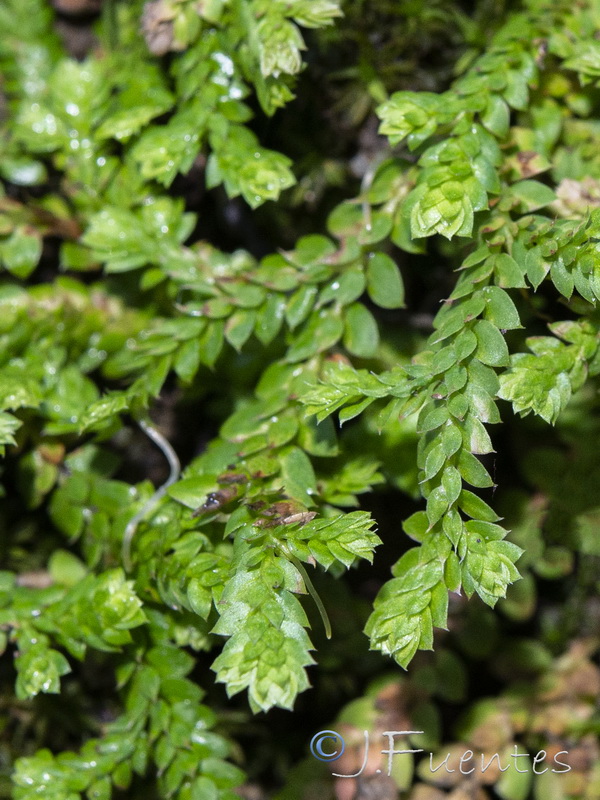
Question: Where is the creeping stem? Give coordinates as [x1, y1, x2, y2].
[122, 418, 181, 571]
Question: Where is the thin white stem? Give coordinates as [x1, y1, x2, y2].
[121, 418, 181, 571]
[285, 551, 332, 640]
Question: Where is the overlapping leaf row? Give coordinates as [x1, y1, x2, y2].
[209, 510, 379, 712]
[0, 239, 390, 719]
[303, 0, 600, 667]
[500, 213, 600, 424]
[141, 371, 382, 713]
[364, 235, 595, 664]
[69, 0, 600, 690]
[0, 0, 344, 279]
[3, 2, 600, 797]
[377, 14, 538, 241]
[0, 281, 157, 455]
[135, 498, 380, 715]
[0, 0, 389, 725]
[2, 513, 244, 797]
[40, 319, 384, 717]
[11, 618, 243, 800]
[299, 210, 600, 664]
[301, 241, 529, 666]
[79, 215, 403, 402]
[377, 0, 600, 243]
[210, 544, 315, 714]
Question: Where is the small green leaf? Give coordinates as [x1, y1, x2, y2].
[366, 253, 405, 309]
[281, 447, 317, 506]
[458, 489, 501, 522]
[319, 266, 365, 306]
[343, 303, 379, 357]
[492, 253, 527, 289]
[225, 310, 256, 351]
[510, 180, 556, 211]
[48, 550, 87, 587]
[482, 286, 521, 329]
[457, 450, 494, 488]
[1, 226, 42, 278]
[473, 320, 509, 366]
[481, 94, 509, 137]
[286, 285, 318, 329]
[286, 309, 344, 362]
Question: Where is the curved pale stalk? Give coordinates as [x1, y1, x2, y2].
[122, 418, 181, 571]
[289, 554, 332, 640]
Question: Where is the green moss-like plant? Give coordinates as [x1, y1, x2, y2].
[1, 1, 600, 798]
